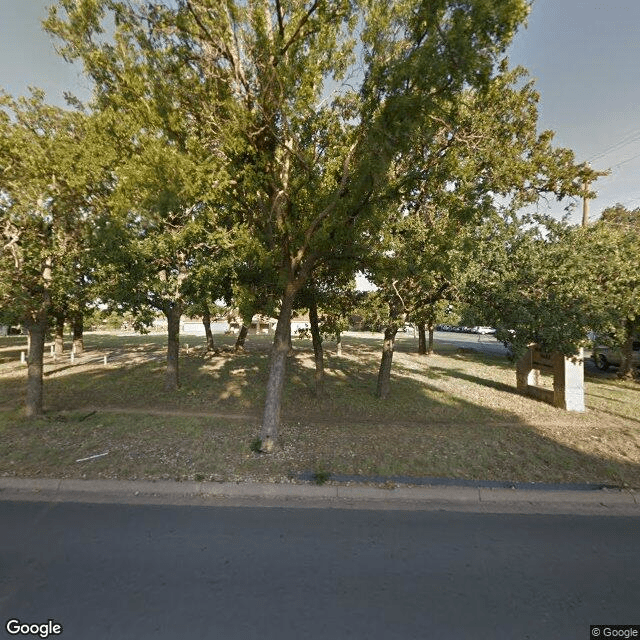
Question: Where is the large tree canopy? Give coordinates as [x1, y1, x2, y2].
[588, 205, 640, 378]
[45, 0, 536, 448]
[362, 64, 596, 397]
[0, 91, 113, 415]
[47, 0, 236, 391]
[47, 0, 605, 447]
[460, 201, 636, 373]
[461, 213, 597, 360]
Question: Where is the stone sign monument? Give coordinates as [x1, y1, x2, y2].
[516, 345, 585, 412]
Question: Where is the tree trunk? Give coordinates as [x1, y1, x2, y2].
[202, 303, 215, 351]
[234, 325, 248, 351]
[375, 325, 399, 399]
[308, 295, 325, 398]
[260, 288, 296, 452]
[427, 323, 435, 355]
[25, 316, 47, 417]
[335, 330, 342, 356]
[417, 323, 427, 355]
[72, 313, 84, 356]
[618, 318, 636, 379]
[165, 303, 182, 391]
[54, 312, 65, 357]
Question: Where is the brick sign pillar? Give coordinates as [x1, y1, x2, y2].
[516, 346, 585, 412]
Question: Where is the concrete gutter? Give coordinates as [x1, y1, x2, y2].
[0, 477, 638, 515]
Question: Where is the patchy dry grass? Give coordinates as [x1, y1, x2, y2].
[1, 331, 639, 487]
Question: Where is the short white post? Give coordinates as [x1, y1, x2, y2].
[21, 351, 26, 364]
[70, 352, 75, 364]
[103, 355, 108, 365]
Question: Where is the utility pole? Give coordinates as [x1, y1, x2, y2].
[582, 163, 590, 227]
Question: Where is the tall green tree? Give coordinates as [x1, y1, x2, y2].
[0, 92, 111, 415]
[463, 214, 598, 360]
[366, 64, 597, 397]
[47, 0, 234, 391]
[109, 130, 229, 390]
[47, 0, 531, 449]
[191, 0, 531, 449]
[588, 205, 640, 379]
[298, 269, 358, 397]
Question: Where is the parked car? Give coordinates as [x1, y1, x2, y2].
[592, 340, 640, 371]
[472, 326, 496, 335]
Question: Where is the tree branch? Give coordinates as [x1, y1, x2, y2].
[274, 0, 285, 39]
[292, 140, 358, 270]
[278, 0, 319, 60]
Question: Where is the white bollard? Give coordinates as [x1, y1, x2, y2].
[70, 352, 75, 364]
[104, 355, 108, 365]
[21, 351, 26, 364]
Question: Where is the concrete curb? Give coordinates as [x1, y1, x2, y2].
[0, 477, 638, 514]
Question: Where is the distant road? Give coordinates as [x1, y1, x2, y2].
[351, 329, 511, 358]
[357, 329, 601, 372]
[428, 330, 602, 373]
[427, 329, 510, 357]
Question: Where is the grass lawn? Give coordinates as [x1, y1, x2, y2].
[1, 331, 639, 487]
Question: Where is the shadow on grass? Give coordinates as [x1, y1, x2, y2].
[1, 332, 639, 487]
[586, 404, 640, 426]
[40, 341, 270, 416]
[426, 365, 518, 396]
[585, 391, 627, 404]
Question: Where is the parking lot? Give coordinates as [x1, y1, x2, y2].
[426, 328, 611, 376]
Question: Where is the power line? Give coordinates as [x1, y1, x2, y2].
[587, 127, 640, 164]
[611, 150, 640, 170]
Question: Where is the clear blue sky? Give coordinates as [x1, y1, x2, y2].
[508, 0, 640, 221]
[2, 0, 639, 222]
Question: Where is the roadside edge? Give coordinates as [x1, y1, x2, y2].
[0, 477, 638, 515]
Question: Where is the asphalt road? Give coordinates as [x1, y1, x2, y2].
[419, 329, 510, 357]
[350, 328, 512, 358]
[1, 499, 638, 640]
